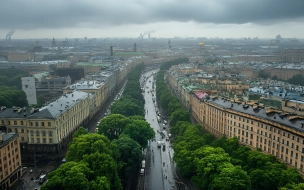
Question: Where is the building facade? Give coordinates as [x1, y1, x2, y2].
[167, 63, 304, 174]
[0, 133, 22, 190]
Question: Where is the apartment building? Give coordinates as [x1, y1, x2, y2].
[0, 133, 21, 190]
[0, 91, 93, 153]
[7, 52, 35, 62]
[278, 49, 304, 63]
[190, 92, 304, 173]
[167, 63, 304, 173]
[63, 80, 108, 118]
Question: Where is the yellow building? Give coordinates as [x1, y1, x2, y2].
[8, 52, 35, 62]
[63, 80, 108, 118]
[190, 94, 304, 173]
[167, 63, 304, 173]
[0, 91, 93, 153]
[0, 133, 22, 190]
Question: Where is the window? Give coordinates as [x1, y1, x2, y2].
[49, 138, 52, 143]
[36, 131, 39, 136]
[287, 141, 289, 146]
[296, 145, 299, 151]
[21, 129, 24, 133]
[48, 122, 51, 126]
[14, 121, 17, 125]
[37, 138, 40, 143]
[288, 134, 290, 138]
[43, 138, 46, 143]
[251, 127, 253, 131]
[14, 128, 18, 133]
[31, 138, 34, 143]
[282, 139, 284, 144]
[21, 121, 23, 125]
[291, 143, 294, 148]
[30, 130, 33, 136]
[35, 122, 39, 127]
[42, 122, 45, 127]
[42, 131, 46, 136]
[21, 137, 24, 141]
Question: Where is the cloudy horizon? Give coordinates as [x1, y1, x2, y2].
[1, 0, 304, 39]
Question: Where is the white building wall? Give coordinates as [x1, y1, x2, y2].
[21, 77, 37, 105]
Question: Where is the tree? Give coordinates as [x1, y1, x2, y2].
[113, 134, 142, 188]
[192, 146, 231, 189]
[98, 114, 130, 140]
[122, 119, 155, 148]
[66, 133, 113, 162]
[209, 165, 251, 190]
[168, 99, 183, 115]
[72, 127, 88, 139]
[170, 108, 191, 128]
[41, 161, 93, 190]
[82, 152, 122, 190]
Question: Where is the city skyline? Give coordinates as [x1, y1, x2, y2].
[0, 0, 304, 39]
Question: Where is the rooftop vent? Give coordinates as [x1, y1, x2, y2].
[301, 123, 304, 128]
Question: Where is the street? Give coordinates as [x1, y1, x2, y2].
[142, 69, 177, 190]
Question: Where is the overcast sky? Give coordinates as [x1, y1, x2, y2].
[1, 0, 304, 39]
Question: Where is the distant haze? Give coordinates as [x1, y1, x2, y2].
[1, 0, 304, 39]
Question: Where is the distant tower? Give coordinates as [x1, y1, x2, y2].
[168, 39, 171, 49]
[148, 34, 151, 39]
[84, 37, 87, 43]
[140, 33, 143, 39]
[110, 45, 114, 56]
[134, 43, 137, 52]
[52, 38, 56, 49]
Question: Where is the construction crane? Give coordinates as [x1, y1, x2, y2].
[6, 30, 15, 41]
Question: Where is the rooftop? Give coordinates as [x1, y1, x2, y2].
[0, 133, 18, 149]
[209, 97, 304, 132]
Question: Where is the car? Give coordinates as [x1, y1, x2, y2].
[62, 158, 66, 163]
[163, 120, 167, 124]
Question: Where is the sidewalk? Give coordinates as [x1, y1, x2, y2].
[10, 165, 54, 190]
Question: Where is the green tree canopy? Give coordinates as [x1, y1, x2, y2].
[98, 114, 130, 140]
[122, 119, 155, 148]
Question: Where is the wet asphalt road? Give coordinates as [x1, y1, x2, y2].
[143, 70, 176, 190]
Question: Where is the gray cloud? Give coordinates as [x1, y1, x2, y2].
[0, 0, 303, 30]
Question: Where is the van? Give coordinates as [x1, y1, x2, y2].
[39, 174, 47, 184]
[141, 160, 146, 168]
[140, 168, 145, 175]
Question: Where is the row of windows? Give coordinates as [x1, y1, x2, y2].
[30, 138, 53, 143]
[2, 120, 52, 127]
